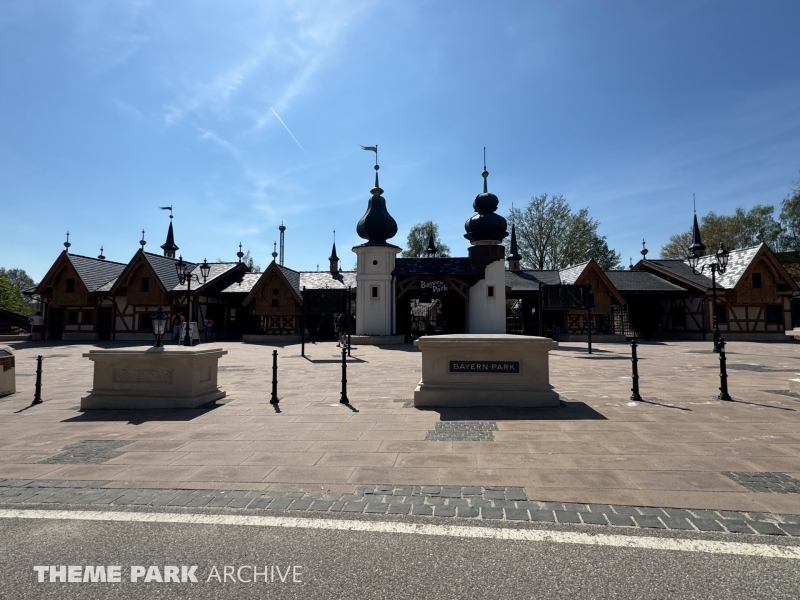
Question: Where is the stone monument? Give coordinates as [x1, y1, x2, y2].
[413, 334, 560, 408]
[0, 346, 15, 398]
[81, 346, 227, 410]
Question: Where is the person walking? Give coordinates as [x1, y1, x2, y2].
[171, 313, 184, 343]
[204, 317, 214, 342]
[336, 312, 348, 347]
[29, 311, 44, 342]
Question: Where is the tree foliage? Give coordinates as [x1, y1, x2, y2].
[0, 275, 31, 315]
[0, 268, 36, 314]
[779, 189, 800, 251]
[401, 221, 451, 258]
[217, 250, 260, 272]
[508, 194, 621, 270]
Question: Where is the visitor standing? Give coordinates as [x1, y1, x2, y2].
[336, 312, 348, 347]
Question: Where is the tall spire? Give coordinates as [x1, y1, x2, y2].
[329, 231, 340, 274]
[425, 232, 437, 257]
[278, 221, 286, 266]
[482, 147, 488, 193]
[688, 195, 706, 259]
[161, 222, 178, 258]
[64, 231, 71, 253]
[356, 145, 398, 246]
[506, 223, 521, 272]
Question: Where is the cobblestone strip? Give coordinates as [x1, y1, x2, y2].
[2, 479, 800, 536]
[37, 440, 133, 464]
[723, 472, 800, 494]
[425, 421, 498, 441]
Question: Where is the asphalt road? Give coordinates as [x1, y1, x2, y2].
[2, 506, 799, 600]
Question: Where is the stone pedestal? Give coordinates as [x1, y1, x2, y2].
[790, 376, 800, 394]
[0, 346, 15, 398]
[81, 347, 228, 410]
[413, 334, 559, 408]
[787, 328, 800, 341]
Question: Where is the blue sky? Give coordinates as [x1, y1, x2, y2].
[3, 0, 800, 280]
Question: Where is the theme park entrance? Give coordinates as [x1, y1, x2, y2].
[301, 288, 354, 343]
[395, 276, 468, 338]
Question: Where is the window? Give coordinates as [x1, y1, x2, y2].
[487, 286, 495, 298]
[752, 273, 762, 289]
[714, 304, 727, 324]
[766, 305, 782, 325]
[138, 314, 152, 331]
[778, 283, 788, 292]
[81, 311, 92, 325]
[67, 311, 78, 325]
[672, 306, 686, 328]
[141, 277, 150, 292]
[272, 288, 279, 295]
[371, 286, 379, 298]
[272, 299, 279, 307]
[66, 278, 75, 293]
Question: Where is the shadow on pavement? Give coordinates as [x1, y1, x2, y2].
[420, 400, 607, 421]
[60, 402, 225, 425]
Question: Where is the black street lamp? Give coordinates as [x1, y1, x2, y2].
[688, 242, 730, 352]
[175, 257, 210, 347]
[151, 305, 169, 348]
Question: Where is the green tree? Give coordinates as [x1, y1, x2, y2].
[0, 275, 30, 315]
[660, 230, 693, 259]
[779, 189, 800, 251]
[509, 194, 620, 270]
[0, 268, 36, 313]
[217, 250, 260, 272]
[401, 221, 451, 258]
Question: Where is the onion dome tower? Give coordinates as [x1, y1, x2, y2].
[353, 145, 401, 337]
[356, 162, 398, 245]
[506, 223, 521, 272]
[464, 149, 508, 334]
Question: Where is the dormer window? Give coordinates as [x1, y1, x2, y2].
[65, 278, 75, 293]
[752, 273, 762, 289]
[141, 277, 150, 292]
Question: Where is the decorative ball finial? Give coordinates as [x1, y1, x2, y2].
[641, 239, 649, 258]
[64, 231, 71, 252]
[237, 242, 244, 262]
[272, 241, 278, 260]
[140, 229, 146, 248]
[98, 246, 105, 260]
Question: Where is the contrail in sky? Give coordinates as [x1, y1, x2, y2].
[270, 107, 303, 150]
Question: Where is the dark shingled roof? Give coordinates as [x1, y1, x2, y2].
[279, 265, 302, 294]
[220, 273, 261, 294]
[172, 262, 240, 292]
[299, 270, 356, 291]
[640, 259, 714, 290]
[693, 245, 759, 289]
[559, 262, 589, 285]
[143, 252, 196, 292]
[506, 270, 562, 291]
[605, 270, 687, 292]
[66, 254, 127, 293]
[393, 258, 475, 277]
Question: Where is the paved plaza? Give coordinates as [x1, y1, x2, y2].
[2, 338, 800, 519]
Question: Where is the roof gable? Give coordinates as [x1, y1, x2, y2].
[560, 259, 626, 304]
[242, 261, 303, 306]
[34, 251, 126, 295]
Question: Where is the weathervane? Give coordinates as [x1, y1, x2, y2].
[159, 205, 173, 219]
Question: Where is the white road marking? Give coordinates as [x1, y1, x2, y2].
[1, 508, 798, 560]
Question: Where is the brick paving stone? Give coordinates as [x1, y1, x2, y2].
[457, 507, 479, 518]
[441, 486, 462, 498]
[529, 510, 555, 523]
[691, 509, 721, 520]
[342, 501, 367, 513]
[778, 523, 800, 536]
[612, 506, 640, 517]
[433, 505, 456, 517]
[364, 503, 388, 514]
[718, 510, 746, 520]
[506, 488, 527, 501]
[445, 498, 469, 508]
[504, 508, 529, 521]
[392, 487, 412, 496]
[779, 514, 800, 525]
[480, 507, 503, 520]
[563, 503, 587, 512]
[329, 501, 346, 512]
[579, 512, 607, 525]
[411, 504, 433, 516]
[267, 498, 293, 510]
[462, 486, 482, 496]
[749, 521, 786, 536]
[405, 496, 425, 505]
[387, 504, 409, 515]
[228, 494, 260, 508]
[722, 521, 753, 534]
[166, 492, 198, 507]
[309, 500, 334, 511]
[288, 498, 314, 511]
[691, 518, 724, 532]
[468, 498, 492, 508]
[421, 486, 441, 495]
[606, 513, 634, 527]
[662, 508, 693, 520]
[541, 502, 564, 510]
[634, 515, 666, 529]
[491, 499, 516, 508]
[425, 497, 445, 506]
[661, 517, 695, 531]
[129, 492, 159, 505]
[205, 494, 235, 508]
[484, 490, 505, 500]
[356, 485, 375, 494]
[555, 510, 581, 524]
[636, 506, 664, 517]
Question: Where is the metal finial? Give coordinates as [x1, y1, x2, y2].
[482, 147, 489, 194]
[272, 241, 278, 260]
[139, 230, 146, 247]
[64, 231, 71, 252]
[98, 246, 105, 260]
[693, 193, 696, 214]
[641, 239, 648, 258]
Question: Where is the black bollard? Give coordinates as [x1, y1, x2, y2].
[340, 345, 349, 405]
[630, 339, 642, 401]
[270, 350, 279, 404]
[31, 355, 43, 405]
[718, 337, 732, 401]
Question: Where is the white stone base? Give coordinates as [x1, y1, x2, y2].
[787, 328, 800, 341]
[413, 334, 560, 408]
[81, 346, 228, 410]
[790, 378, 800, 393]
[349, 335, 406, 346]
[0, 346, 15, 398]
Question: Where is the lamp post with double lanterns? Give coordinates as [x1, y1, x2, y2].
[687, 241, 729, 353]
[175, 256, 210, 347]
